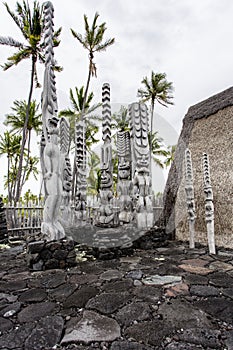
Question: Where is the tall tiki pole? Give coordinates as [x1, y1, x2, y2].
[75, 120, 87, 215]
[101, 82, 113, 189]
[102, 83, 112, 156]
[41, 0, 58, 141]
[97, 83, 114, 225]
[40, 1, 59, 195]
[40, 1, 65, 241]
[185, 148, 196, 248]
[203, 153, 216, 254]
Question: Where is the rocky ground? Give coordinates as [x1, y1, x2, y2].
[0, 240, 233, 349]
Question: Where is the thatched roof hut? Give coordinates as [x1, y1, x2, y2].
[163, 87, 233, 248]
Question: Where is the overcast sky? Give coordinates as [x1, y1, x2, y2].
[1, 0, 233, 195]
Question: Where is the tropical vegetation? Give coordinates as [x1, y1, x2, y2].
[137, 71, 174, 172]
[59, 86, 101, 150]
[0, 130, 39, 202]
[71, 12, 115, 117]
[0, 0, 61, 201]
[0, 2, 177, 205]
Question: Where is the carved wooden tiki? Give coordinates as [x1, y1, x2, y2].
[40, 1, 65, 241]
[185, 148, 196, 248]
[98, 83, 115, 226]
[203, 153, 216, 254]
[129, 102, 154, 229]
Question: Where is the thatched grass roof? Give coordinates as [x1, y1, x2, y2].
[163, 86, 233, 236]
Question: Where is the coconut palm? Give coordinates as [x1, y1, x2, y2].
[111, 106, 129, 132]
[164, 144, 176, 167]
[5, 154, 39, 197]
[4, 99, 42, 147]
[71, 12, 115, 115]
[149, 131, 169, 169]
[137, 71, 174, 173]
[22, 155, 39, 184]
[4, 99, 42, 197]
[59, 87, 101, 199]
[59, 86, 101, 150]
[0, 0, 61, 201]
[0, 131, 21, 201]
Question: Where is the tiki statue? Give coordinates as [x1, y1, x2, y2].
[129, 102, 154, 229]
[116, 130, 133, 223]
[40, 1, 65, 241]
[97, 83, 115, 226]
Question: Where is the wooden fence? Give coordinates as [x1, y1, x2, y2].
[4, 195, 164, 241]
[5, 200, 44, 241]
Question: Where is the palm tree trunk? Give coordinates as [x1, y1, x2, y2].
[149, 100, 155, 176]
[15, 56, 36, 203]
[74, 57, 92, 200]
[21, 129, 31, 191]
[7, 155, 12, 203]
[12, 156, 19, 201]
[82, 57, 93, 117]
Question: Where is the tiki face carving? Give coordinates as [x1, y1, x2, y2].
[100, 167, 112, 188]
[118, 159, 130, 180]
[136, 154, 149, 171]
[204, 186, 213, 200]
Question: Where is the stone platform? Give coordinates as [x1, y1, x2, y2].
[66, 224, 168, 248]
[1, 240, 233, 349]
[27, 239, 76, 271]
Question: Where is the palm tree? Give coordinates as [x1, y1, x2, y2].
[150, 132, 169, 169]
[4, 99, 42, 197]
[0, 131, 21, 201]
[4, 99, 42, 146]
[59, 86, 101, 150]
[22, 155, 39, 184]
[1, 138, 39, 202]
[111, 106, 129, 132]
[59, 87, 101, 199]
[137, 71, 174, 173]
[164, 144, 176, 167]
[71, 12, 115, 116]
[0, 0, 61, 201]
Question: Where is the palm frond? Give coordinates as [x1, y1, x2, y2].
[0, 36, 23, 48]
[94, 38, 115, 52]
[4, 2, 27, 39]
[84, 14, 90, 36]
[54, 64, 63, 72]
[69, 88, 79, 112]
[84, 103, 101, 116]
[70, 28, 87, 48]
[75, 86, 85, 111]
[53, 27, 62, 47]
[152, 156, 164, 169]
[59, 109, 76, 117]
[2, 48, 31, 70]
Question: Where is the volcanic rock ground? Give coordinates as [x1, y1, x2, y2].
[0, 240, 233, 349]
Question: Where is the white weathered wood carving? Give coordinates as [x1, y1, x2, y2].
[203, 152, 216, 254]
[184, 148, 196, 248]
[40, 1, 65, 241]
[129, 102, 154, 229]
[98, 83, 115, 226]
[116, 130, 133, 223]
